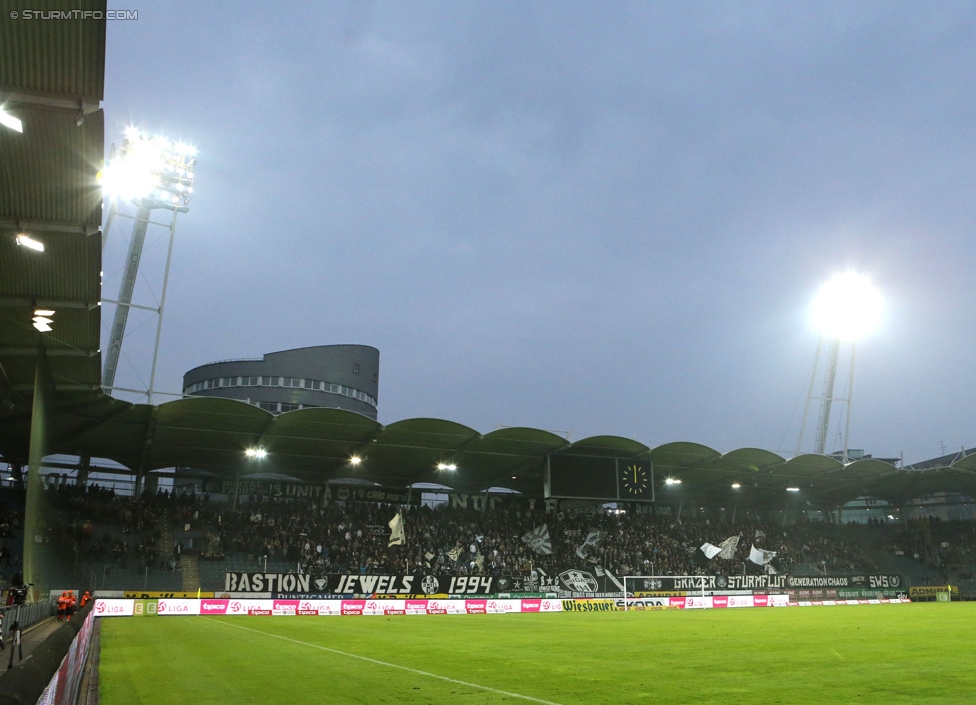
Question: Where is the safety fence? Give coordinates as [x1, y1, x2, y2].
[0, 599, 56, 642]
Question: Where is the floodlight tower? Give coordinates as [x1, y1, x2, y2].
[795, 272, 882, 462]
[100, 128, 196, 402]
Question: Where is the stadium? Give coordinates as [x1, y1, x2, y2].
[3, 3, 976, 704]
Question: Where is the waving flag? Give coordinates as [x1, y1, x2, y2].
[387, 511, 405, 547]
[576, 529, 606, 562]
[700, 543, 722, 560]
[446, 542, 464, 565]
[749, 544, 777, 566]
[718, 535, 740, 560]
[521, 524, 553, 555]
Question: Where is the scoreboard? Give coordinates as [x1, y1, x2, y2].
[545, 455, 654, 502]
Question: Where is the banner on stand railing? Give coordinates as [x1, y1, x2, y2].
[626, 574, 903, 593]
[219, 571, 904, 597]
[224, 572, 503, 595]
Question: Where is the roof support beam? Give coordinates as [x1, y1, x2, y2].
[10, 383, 100, 392]
[0, 296, 100, 311]
[0, 218, 100, 236]
[0, 347, 99, 357]
[0, 86, 100, 114]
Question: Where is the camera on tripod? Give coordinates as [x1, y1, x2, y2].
[11, 583, 32, 605]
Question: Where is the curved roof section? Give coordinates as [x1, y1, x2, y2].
[4, 391, 975, 505]
[648, 442, 721, 471]
[567, 436, 650, 457]
[951, 454, 976, 472]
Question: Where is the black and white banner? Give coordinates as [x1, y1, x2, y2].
[224, 571, 903, 596]
[629, 574, 903, 592]
[204, 480, 416, 504]
[224, 572, 504, 595]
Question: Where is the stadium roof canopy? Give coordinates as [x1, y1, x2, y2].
[2, 6, 976, 512]
[4, 395, 976, 509]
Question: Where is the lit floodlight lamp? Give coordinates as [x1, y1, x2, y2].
[0, 107, 23, 133]
[100, 128, 196, 210]
[15, 234, 44, 252]
[665, 478, 681, 485]
[731, 483, 741, 489]
[349, 455, 362, 466]
[786, 487, 800, 492]
[811, 272, 883, 342]
[437, 462, 457, 471]
[244, 448, 267, 459]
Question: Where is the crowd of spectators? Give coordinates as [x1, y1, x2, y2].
[33, 484, 878, 580]
[877, 516, 976, 584]
[44, 484, 167, 572]
[20, 483, 950, 588]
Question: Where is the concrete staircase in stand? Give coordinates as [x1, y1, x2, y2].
[158, 509, 174, 566]
[182, 554, 200, 592]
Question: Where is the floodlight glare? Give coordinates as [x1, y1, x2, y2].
[786, 487, 800, 492]
[665, 478, 681, 485]
[811, 272, 883, 342]
[731, 483, 741, 489]
[244, 448, 267, 459]
[437, 462, 457, 471]
[15, 234, 44, 252]
[100, 128, 196, 210]
[349, 455, 362, 466]
[0, 107, 23, 133]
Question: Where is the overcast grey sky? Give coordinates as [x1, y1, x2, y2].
[100, 1, 976, 464]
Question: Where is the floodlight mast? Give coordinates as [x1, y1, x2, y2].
[813, 337, 842, 456]
[101, 130, 195, 403]
[795, 273, 880, 463]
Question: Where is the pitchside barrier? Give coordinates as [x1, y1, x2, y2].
[623, 575, 709, 610]
[91, 595, 912, 618]
[0, 602, 95, 705]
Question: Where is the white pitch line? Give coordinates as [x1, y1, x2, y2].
[201, 617, 564, 705]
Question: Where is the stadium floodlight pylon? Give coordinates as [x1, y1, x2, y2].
[795, 272, 882, 463]
[622, 575, 708, 610]
[99, 127, 196, 403]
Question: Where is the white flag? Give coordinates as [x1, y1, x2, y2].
[446, 542, 464, 564]
[701, 543, 722, 560]
[521, 524, 553, 555]
[718, 535, 740, 560]
[749, 544, 776, 565]
[576, 529, 606, 562]
[387, 511, 405, 547]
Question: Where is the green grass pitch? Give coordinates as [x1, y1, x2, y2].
[98, 603, 976, 704]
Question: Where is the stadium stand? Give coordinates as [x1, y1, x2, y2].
[31, 483, 908, 594]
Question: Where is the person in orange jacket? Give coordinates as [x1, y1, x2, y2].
[66, 591, 77, 621]
[80, 590, 91, 607]
[56, 592, 67, 621]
